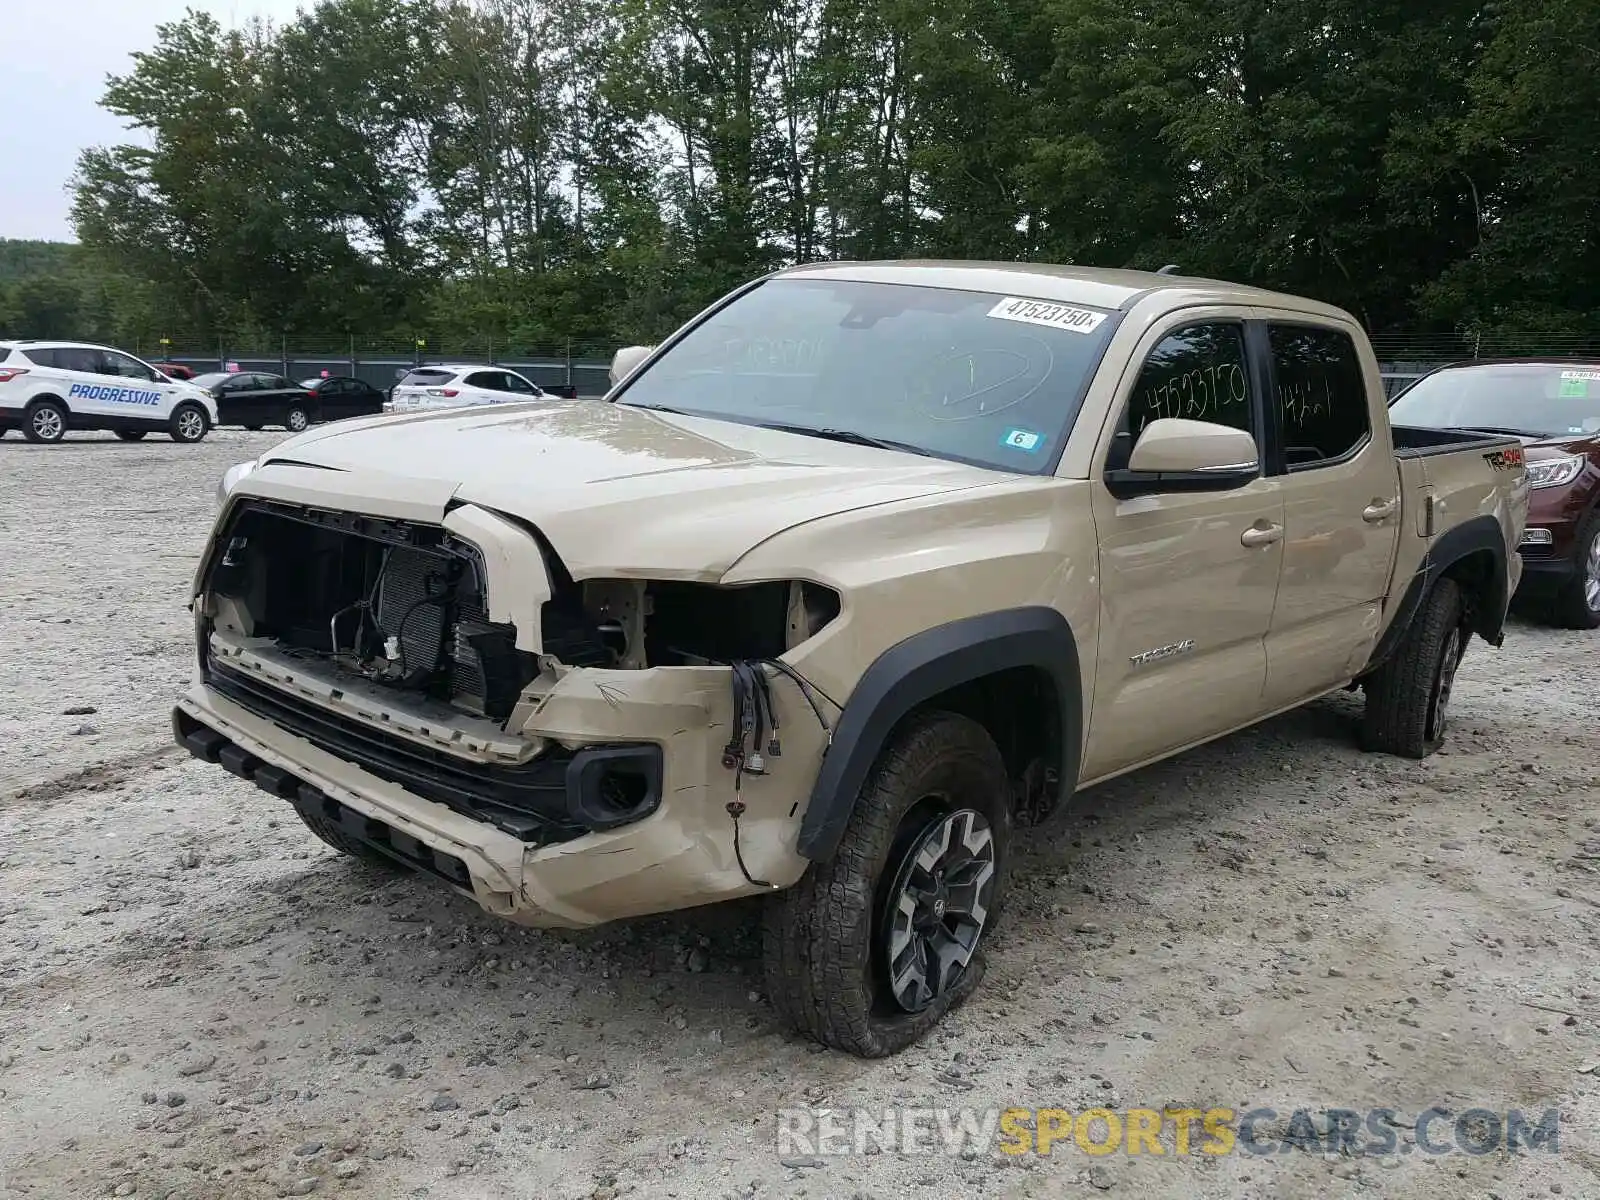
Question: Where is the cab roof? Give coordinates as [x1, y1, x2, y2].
[774, 259, 1356, 323]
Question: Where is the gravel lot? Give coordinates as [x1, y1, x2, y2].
[2, 429, 1598, 1200]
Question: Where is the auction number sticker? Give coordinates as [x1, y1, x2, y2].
[987, 297, 1107, 335]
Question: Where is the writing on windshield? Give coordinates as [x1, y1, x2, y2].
[616, 277, 1118, 473]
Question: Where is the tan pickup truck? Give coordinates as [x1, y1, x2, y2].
[175, 262, 1528, 1057]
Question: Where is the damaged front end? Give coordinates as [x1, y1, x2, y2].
[182, 488, 839, 921]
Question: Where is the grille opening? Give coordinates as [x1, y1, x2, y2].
[205, 500, 535, 721]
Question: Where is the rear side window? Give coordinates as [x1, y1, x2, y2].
[53, 347, 101, 373]
[399, 369, 455, 387]
[464, 371, 503, 390]
[1268, 325, 1370, 468]
[18, 347, 55, 367]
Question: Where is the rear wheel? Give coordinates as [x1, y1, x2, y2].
[1362, 577, 1466, 759]
[284, 404, 309, 433]
[763, 711, 1011, 1057]
[114, 429, 147, 442]
[23, 399, 68, 444]
[169, 402, 209, 443]
[1550, 518, 1600, 630]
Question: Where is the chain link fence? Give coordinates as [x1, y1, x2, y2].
[129, 336, 623, 398]
[124, 329, 1600, 402]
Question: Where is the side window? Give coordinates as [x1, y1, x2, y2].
[464, 371, 500, 390]
[23, 348, 58, 368]
[1268, 325, 1369, 468]
[54, 348, 100, 374]
[100, 350, 154, 380]
[1108, 323, 1253, 470]
[501, 372, 536, 394]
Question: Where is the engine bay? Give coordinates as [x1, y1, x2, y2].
[204, 502, 536, 721]
[201, 500, 843, 729]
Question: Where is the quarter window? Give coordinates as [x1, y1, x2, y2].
[1268, 325, 1369, 467]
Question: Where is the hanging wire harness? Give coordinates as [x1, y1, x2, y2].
[720, 658, 833, 889]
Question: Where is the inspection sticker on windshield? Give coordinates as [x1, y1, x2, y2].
[1001, 428, 1045, 453]
[987, 297, 1107, 335]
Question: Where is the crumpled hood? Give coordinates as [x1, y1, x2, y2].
[253, 401, 1008, 578]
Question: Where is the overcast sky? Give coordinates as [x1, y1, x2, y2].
[1, 0, 306, 243]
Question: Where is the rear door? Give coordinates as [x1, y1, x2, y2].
[51, 347, 115, 419]
[461, 370, 508, 404]
[1083, 315, 1286, 780]
[217, 374, 279, 426]
[1259, 321, 1402, 708]
[316, 378, 353, 420]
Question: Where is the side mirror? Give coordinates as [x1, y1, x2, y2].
[609, 345, 655, 388]
[1106, 417, 1260, 499]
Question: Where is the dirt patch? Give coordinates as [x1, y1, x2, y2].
[1, 430, 1596, 1198]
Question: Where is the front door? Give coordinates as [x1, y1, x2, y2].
[1260, 322, 1402, 707]
[1082, 317, 1285, 781]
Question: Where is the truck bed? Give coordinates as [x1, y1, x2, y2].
[1392, 424, 1519, 458]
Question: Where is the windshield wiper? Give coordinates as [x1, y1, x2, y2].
[1461, 425, 1540, 438]
[753, 422, 937, 459]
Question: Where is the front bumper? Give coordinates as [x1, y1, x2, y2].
[174, 673, 815, 928]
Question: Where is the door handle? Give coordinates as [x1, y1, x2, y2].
[1241, 522, 1284, 548]
[1362, 498, 1398, 523]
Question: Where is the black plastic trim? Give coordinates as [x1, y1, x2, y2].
[1361, 513, 1511, 673]
[796, 607, 1082, 863]
[1104, 465, 1259, 500]
[172, 706, 474, 889]
[200, 659, 660, 844]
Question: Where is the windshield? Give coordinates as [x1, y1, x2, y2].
[1390, 363, 1600, 438]
[615, 277, 1118, 472]
[190, 372, 229, 389]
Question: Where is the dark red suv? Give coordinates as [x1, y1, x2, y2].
[1389, 359, 1600, 629]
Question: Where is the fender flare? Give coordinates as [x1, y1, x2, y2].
[1362, 514, 1509, 674]
[796, 606, 1083, 863]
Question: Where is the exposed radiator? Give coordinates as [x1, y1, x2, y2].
[375, 548, 451, 677]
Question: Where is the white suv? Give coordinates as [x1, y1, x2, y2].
[388, 364, 556, 412]
[0, 340, 219, 444]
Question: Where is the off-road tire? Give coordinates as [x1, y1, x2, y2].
[1362, 577, 1466, 759]
[23, 398, 68, 443]
[114, 429, 148, 442]
[763, 711, 1012, 1057]
[292, 806, 408, 871]
[1550, 516, 1600, 630]
[284, 404, 310, 433]
[169, 402, 209, 443]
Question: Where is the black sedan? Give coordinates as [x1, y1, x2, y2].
[191, 372, 317, 432]
[297, 375, 387, 423]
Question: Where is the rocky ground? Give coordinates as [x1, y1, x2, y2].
[1, 428, 1597, 1200]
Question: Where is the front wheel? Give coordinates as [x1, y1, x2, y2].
[1550, 519, 1600, 630]
[169, 402, 209, 443]
[1362, 577, 1466, 759]
[763, 711, 1011, 1057]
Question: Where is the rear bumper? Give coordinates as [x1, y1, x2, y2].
[173, 677, 811, 928]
